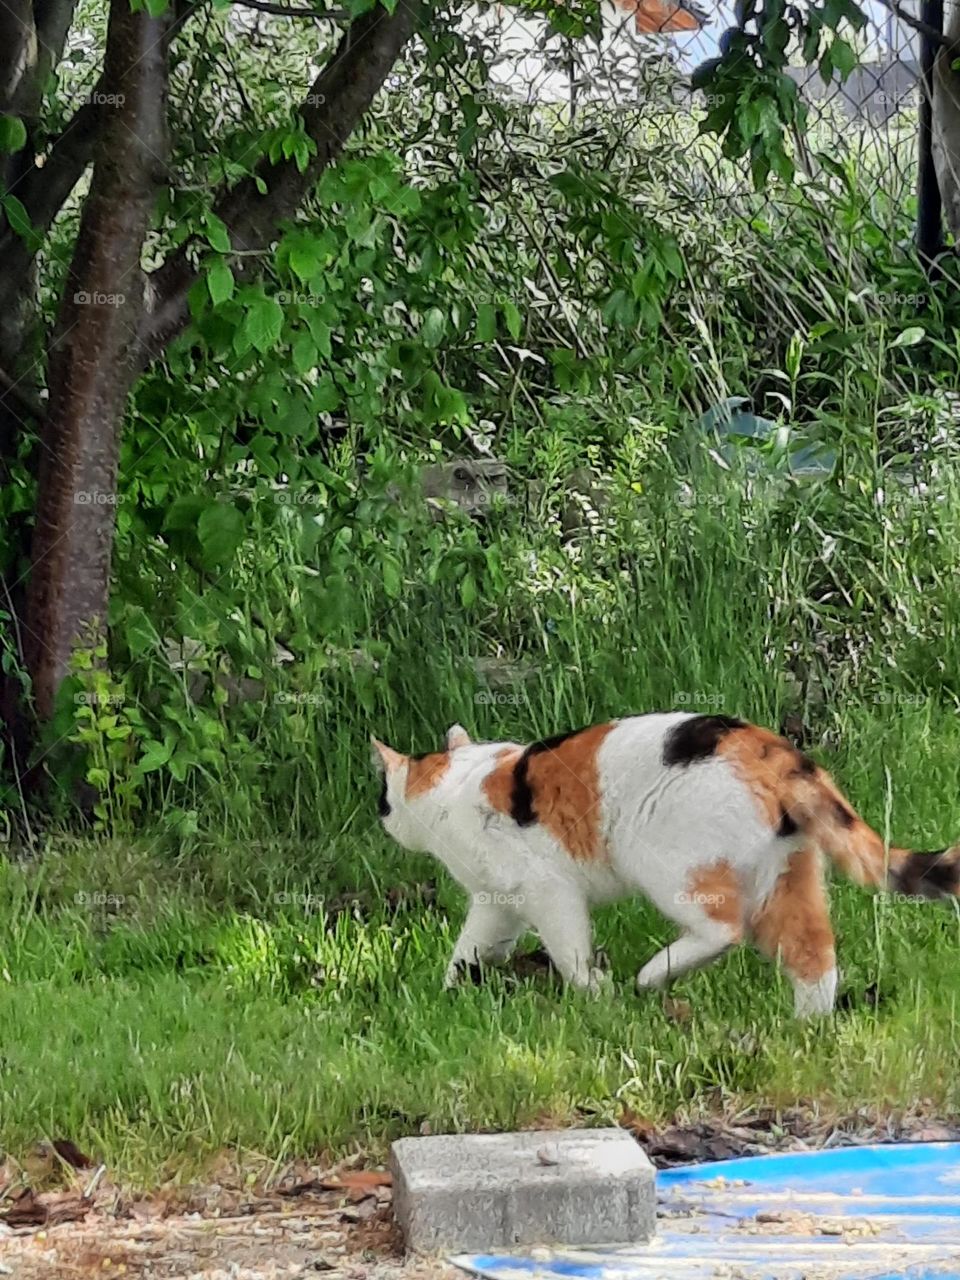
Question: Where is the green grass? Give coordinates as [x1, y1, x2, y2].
[7, 457, 960, 1187]
[2, 755, 959, 1188]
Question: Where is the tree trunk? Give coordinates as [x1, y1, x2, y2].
[933, 1, 960, 242]
[23, 0, 170, 720]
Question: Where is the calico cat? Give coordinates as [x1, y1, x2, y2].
[372, 713, 960, 1016]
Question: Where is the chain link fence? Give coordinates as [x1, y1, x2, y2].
[447, 0, 931, 244]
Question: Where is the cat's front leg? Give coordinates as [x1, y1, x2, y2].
[523, 883, 607, 995]
[444, 896, 524, 987]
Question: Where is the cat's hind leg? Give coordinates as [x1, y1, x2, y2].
[751, 848, 837, 1018]
[444, 897, 524, 987]
[635, 927, 737, 992]
[635, 858, 745, 993]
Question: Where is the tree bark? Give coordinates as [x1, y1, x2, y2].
[933, 0, 960, 243]
[23, 0, 171, 720]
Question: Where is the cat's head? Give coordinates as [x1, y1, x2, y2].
[371, 723, 472, 850]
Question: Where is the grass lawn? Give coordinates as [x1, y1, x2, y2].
[2, 740, 959, 1189]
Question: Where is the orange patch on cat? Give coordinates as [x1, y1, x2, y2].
[523, 723, 615, 862]
[482, 747, 523, 815]
[716, 724, 820, 828]
[751, 847, 835, 982]
[686, 860, 743, 938]
[406, 752, 449, 798]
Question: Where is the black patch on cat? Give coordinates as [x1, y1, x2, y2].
[662, 715, 745, 767]
[894, 849, 960, 899]
[377, 776, 391, 818]
[509, 727, 586, 827]
[777, 806, 799, 838]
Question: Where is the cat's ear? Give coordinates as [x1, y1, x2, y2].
[446, 723, 472, 750]
[371, 736, 405, 774]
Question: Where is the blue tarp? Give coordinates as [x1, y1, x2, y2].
[454, 1141, 960, 1280]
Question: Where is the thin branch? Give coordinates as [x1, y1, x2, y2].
[874, 0, 955, 54]
[232, 0, 348, 18]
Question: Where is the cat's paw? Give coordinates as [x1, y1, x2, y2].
[444, 959, 483, 989]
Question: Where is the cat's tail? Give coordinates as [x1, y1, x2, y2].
[789, 768, 960, 900]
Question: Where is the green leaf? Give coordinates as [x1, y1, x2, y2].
[460, 573, 478, 608]
[312, 376, 341, 413]
[242, 297, 284, 353]
[0, 115, 27, 154]
[382, 557, 401, 597]
[197, 502, 245, 567]
[203, 212, 231, 252]
[1, 194, 40, 251]
[475, 302, 497, 343]
[138, 739, 174, 773]
[207, 258, 235, 306]
[890, 326, 925, 348]
[830, 37, 857, 79]
[421, 306, 445, 348]
[292, 332, 318, 375]
[501, 301, 523, 340]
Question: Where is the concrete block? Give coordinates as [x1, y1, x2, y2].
[390, 1128, 655, 1253]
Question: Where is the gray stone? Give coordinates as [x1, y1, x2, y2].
[390, 1128, 655, 1254]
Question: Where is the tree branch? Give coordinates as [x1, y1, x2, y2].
[138, 0, 423, 363]
[232, 0, 348, 19]
[874, 0, 954, 54]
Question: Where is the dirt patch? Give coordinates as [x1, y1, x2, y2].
[0, 1159, 455, 1280]
[3, 1109, 959, 1277]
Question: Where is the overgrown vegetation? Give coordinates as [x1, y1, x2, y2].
[2, 0, 960, 1187]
